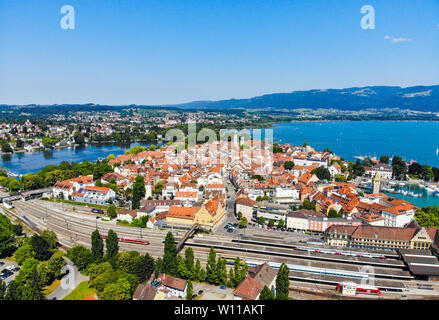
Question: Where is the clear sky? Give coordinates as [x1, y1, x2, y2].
[0, 0, 438, 105]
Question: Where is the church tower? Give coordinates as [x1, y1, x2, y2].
[372, 172, 381, 194]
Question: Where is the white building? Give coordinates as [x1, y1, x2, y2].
[73, 186, 116, 205]
[272, 187, 299, 204]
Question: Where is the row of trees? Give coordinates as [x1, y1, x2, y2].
[0, 159, 114, 192]
[1, 231, 66, 300]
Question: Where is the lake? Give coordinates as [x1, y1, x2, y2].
[0, 142, 142, 175]
[272, 121, 439, 167]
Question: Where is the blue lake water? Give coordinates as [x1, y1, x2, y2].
[272, 121, 439, 167]
[0, 142, 141, 175]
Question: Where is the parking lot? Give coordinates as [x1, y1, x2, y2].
[192, 282, 235, 300]
[0, 259, 20, 285]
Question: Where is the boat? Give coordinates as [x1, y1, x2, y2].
[426, 187, 435, 193]
[419, 184, 425, 188]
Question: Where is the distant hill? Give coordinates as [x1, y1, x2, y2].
[163, 85, 439, 111]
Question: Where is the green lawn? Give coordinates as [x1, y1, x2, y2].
[63, 281, 96, 300]
[43, 279, 61, 297]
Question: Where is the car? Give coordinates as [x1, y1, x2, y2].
[6, 266, 15, 271]
[0, 268, 7, 274]
[0, 262, 4, 267]
[2, 271, 12, 278]
[198, 290, 204, 295]
[220, 285, 226, 290]
[12, 267, 20, 272]
[227, 228, 233, 233]
[192, 294, 197, 298]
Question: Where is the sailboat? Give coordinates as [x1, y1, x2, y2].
[437, 148, 439, 156]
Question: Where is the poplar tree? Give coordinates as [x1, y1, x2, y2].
[206, 247, 217, 284]
[163, 232, 178, 275]
[91, 230, 104, 262]
[259, 286, 275, 300]
[184, 247, 194, 278]
[105, 229, 119, 262]
[275, 263, 290, 300]
[186, 280, 193, 300]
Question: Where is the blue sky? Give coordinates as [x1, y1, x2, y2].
[0, 0, 438, 105]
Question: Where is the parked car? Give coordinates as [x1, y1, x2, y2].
[0, 262, 4, 267]
[227, 228, 233, 233]
[198, 290, 204, 295]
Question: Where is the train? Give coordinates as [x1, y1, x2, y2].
[100, 234, 149, 245]
[336, 282, 381, 295]
[294, 246, 387, 259]
[91, 208, 105, 214]
[224, 258, 369, 279]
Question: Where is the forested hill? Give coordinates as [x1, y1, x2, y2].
[165, 85, 439, 111]
[2, 85, 439, 113]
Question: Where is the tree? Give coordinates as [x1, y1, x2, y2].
[312, 167, 331, 181]
[163, 232, 178, 275]
[206, 247, 217, 284]
[301, 199, 316, 211]
[275, 263, 290, 300]
[215, 257, 227, 286]
[20, 264, 45, 300]
[132, 175, 146, 209]
[328, 208, 341, 218]
[107, 204, 117, 219]
[272, 143, 283, 154]
[29, 235, 52, 261]
[0, 281, 6, 300]
[192, 259, 201, 281]
[352, 159, 365, 178]
[184, 247, 194, 279]
[14, 245, 36, 265]
[283, 161, 295, 171]
[268, 219, 275, 227]
[186, 280, 193, 300]
[177, 256, 190, 279]
[258, 216, 266, 225]
[41, 230, 58, 249]
[91, 230, 104, 262]
[363, 157, 374, 168]
[278, 219, 285, 228]
[259, 285, 275, 300]
[47, 253, 66, 279]
[237, 211, 243, 219]
[239, 217, 248, 228]
[380, 155, 390, 164]
[433, 167, 439, 182]
[392, 156, 407, 180]
[422, 164, 434, 181]
[67, 245, 93, 270]
[335, 174, 347, 182]
[409, 162, 423, 177]
[105, 230, 119, 262]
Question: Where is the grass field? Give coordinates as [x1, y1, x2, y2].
[43, 279, 61, 297]
[63, 281, 96, 300]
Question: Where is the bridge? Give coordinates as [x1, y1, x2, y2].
[177, 223, 199, 252]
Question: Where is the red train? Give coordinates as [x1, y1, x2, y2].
[336, 282, 381, 295]
[101, 234, 149, 245]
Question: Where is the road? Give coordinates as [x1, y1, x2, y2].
[47, 258, 89, 300]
